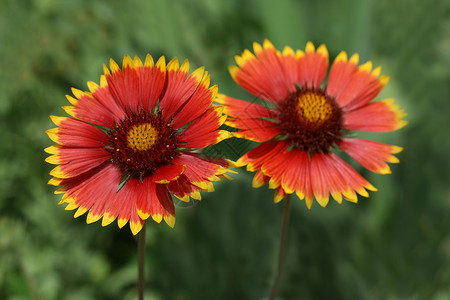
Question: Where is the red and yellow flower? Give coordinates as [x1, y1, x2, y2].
[46, 55, 235, 234]
[218, 40, 407, 208]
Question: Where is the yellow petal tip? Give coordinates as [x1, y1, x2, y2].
[164, 215, 175, 228]
[151, 214, 163, 223]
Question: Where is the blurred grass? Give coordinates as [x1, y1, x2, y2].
[0, 0, 449, 299]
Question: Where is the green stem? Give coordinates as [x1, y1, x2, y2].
[269, 195, 292, 300]
[138, 224, 146, 300]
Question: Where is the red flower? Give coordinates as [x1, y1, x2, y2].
[46, 55, 234, 234]
[218, 40, 407, 208]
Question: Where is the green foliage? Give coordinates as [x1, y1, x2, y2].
[0, 0, 449, 299]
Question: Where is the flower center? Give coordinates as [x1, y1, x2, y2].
[297, 91, 334, 122]
[126, 123, 158, 151]
[108, 110, 179, 180]
[277, 89, 343, 153]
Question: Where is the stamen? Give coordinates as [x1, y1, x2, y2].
[297, 91, 334, 122]
[127, 123, 158, 151]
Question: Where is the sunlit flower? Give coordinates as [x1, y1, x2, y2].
[218, 40, 407, 208]
[46, 55, 234, 234]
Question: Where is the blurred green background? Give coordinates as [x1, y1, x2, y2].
[0, 0, 449, 299]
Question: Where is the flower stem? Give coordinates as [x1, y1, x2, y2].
[269, 194, 292, 300]
[138, 224, 146, 300]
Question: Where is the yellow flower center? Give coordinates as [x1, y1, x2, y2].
[126, 123, 159, 151]
[297, 91, 333, 122]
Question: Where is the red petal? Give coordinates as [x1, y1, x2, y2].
[310, 154, 343, 204]
[258, 147, 315, 206]
[231, 40, 297, 103]
[167, 174, 195, 199]
[135, 56, 166, 112]
[160, 59, 214, 129]
[135, 178, 157, 220]
[68, 55, 168, 136]
[60, 163, 178, 234]
[172, 153, 220, 185]
[179, 132, 224, 149]
[325, 153, 376, 202]
[229, 119, 281, 142]
[279, 150, 302, 194]
[252, 170, 270, 188]
[343, 99, 407, 132]
[179, 107, 223, 148]
[260, 150, 289, 189]
[307, 153, 360, 204]
[114, 180, 145, 234]
[310, 154, 331, 207]
[155, 185, 176, 227]
[237, 141, 287, 171]
[218, 95, 281, 141]
[167, 153, 231, 199]
[61, 163, 121, 223]
[216, 94, 281, 139]
[340, 138, 402, 174]
[297, 43, 329, 89]
[72, 89, 123, 127]
[274, 186, 287, 203]
[279, 46, 298, 92]
[49, 117, 109, 147]
[158, 59, 190, 118]
[54, 147, 110, 178]
[134, 179, 175, 226]
[170, 81, 216, 129]
[105, 177, 141, 227]
[216, 94, 276, 120]
[150, 164, 185, 183]
[292, 151, 313, 206]
[271, 149, 313, 207]
[326, 53, 358, 103]
[105, 59, 140, 113]
[326, 54, 387, 111]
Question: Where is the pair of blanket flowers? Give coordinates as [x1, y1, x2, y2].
[45, 40, 407, 235]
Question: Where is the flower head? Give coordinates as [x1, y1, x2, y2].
[46, 55, 235, 234]
[218, 40, 407, 208]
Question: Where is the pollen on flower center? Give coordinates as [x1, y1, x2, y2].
[278, 88, 343, 153]
[108, 110, 179, 179]
[127, 123, 158, 151]
[297, 91, 333, 122]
